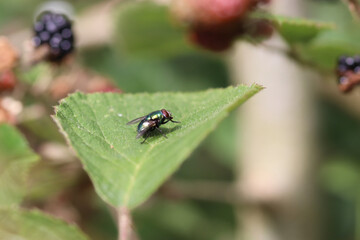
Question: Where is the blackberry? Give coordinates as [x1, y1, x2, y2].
[354, 56, 360, 73]
[337, 55, 360, 73]
[337, 55, 360, 92]
[32, 11, 75, 62]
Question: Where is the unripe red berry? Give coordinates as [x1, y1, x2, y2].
[189, 30, 233, 52]
[194, 0, 252, 26]
[173, 0, 253, 27]
[0, 37, 18, 72]
[87, 83, 123, 93]
[0, 70, 16, 92]
[246, 19, 274, 39]
[173, 0, 272, 52]
[189, 22, 245, 51]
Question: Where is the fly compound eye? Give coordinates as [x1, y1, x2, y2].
[161, 109, 170, 118]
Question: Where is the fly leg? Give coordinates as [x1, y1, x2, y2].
[138, 120, 157, 144]
[141, 133, 149, 144]
[156, 127, 168, 139]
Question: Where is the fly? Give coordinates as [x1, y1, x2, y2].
[127, 109, 180, 144]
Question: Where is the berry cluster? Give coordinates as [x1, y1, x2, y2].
[337, 55, 360, 93]
[33, 11, 75, 61]
[172, 0, 272, 51]
[337, 56, 360, 74]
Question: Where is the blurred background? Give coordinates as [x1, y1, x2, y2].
[1, 0, 360, 239]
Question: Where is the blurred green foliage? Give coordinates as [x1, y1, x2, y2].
[319, 99, 360, 240]
[81, 47, 230, 93]
[115, 2, 193, 59]
[0, 0, 360, 239]
[257, 12, 335, 44]
[133, 199, 235, 240]
[0, 124, 39, 207]
[299, 1, 360, 70]
[0, 209, 89, 240]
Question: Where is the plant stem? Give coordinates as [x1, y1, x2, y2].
[342, 0, 360, 21]
[118, 207, 137, 240]
[162, 180, 239, 204]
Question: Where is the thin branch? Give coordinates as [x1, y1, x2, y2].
[161, 180, 240, 204]
[118, 207, 138, 240]
[343, 0, 360, 21]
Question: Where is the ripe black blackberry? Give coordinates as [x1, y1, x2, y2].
[32, 11, 75, 62]
[337, 55, 360, 92]
[337, 55, 360, 74]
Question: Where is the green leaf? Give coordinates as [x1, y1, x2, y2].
[0, 209, 88, 240]
[320, 159, 360, 199]
[260, 14, 335, 44]
[297, 42, 360, 71]
[81, 47, 230, 93]
[19, 63, 52, 85]
[21, 116, 65, 142]
[54, 85, 262, 209]
[0, 124, 39, 207]
[115, 1, 193, 58]
[27, 162, 78, 201]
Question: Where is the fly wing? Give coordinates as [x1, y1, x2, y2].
[136, 120, 157, 139]
[126, 116, 146, 125]
[136, 128, 149, 139]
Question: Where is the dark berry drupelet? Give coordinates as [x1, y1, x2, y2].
[336, 55, 360, 92]
[337, 55, 360, 74]
[33, 11, 75, 62]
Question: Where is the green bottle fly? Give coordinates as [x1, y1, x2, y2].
[127, 109, 180, 143]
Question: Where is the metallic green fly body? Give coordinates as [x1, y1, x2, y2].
[127, 109, 180, 143]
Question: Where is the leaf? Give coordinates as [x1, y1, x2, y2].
[258, 13, 335, 44]
[0, 124, 39, 207]
[81, 47, 230, 93]
[19, 63, 52, 85]
[21, 116, 65, 142]
[27, 162, 78, 201]
[320, 159, 360, 199]
[54, 85, 262, 209]
[297, 41, 360, 71]
[115, 1, 193, 58]
[0, 209, 88, 240]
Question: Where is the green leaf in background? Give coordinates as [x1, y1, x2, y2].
[297, 42, 360, 71]
[260, 14, 335, 44]
[321, 159, 360, 199]
[81, 47, 230, 93]
[21, 116, 65, 143]
[133, 199, 235, 240]
[55, 85, 262, 209]
[115, 1, 193, 58]
[293, 2, 360, 71]
[0, 209, 88, 240]
[0, 124, 39, 207]
[19, 63, 52, 85]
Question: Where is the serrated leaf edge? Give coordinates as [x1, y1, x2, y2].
[54, 85, 263, 208]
